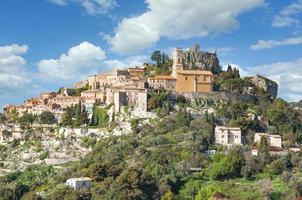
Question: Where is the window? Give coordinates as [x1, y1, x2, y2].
[221, 135, 224, 138]
[185, 77, 188, 80]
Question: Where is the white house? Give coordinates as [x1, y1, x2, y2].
[215, 126, 242, 147]
[66, 177, 92, 190]
[254, 133, 282, 148]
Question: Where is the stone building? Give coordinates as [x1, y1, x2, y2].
[74, 80, 89, 89]
[66, 177, 92, 190]
[175, 70, 213, 93]
[215, 126, 242, 147]
[48, 96, 81, 109]
[81, 89, 106, 105]
[3, 105, 29, 116]
[107, 87, 148, 113]
[39, 92, 57, 100]
[134, 91, 148, 113]
[128, 67, 145, 77]
[171, 47, 214, 93]
[88, 73, 109, 90]
[254, 133, 282, 148]
[148, 75, 176, 91]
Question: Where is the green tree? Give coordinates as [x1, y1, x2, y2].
[258, 136, 270, 165]
[208, 148, 243, 180]
[39, 111, 56, 124]
[12, 182, 29, 200]
[151, 50, 162, 67]
[241, 152, 260, 179]
[18, 111, 35, 129]
[50, 186, 77, 200]
[61, 107, 74, 126]
[161, 190, 175, 200]
[74, 101, 89, 126]
[0, 113, 7, 124]
[7, 109, 19, 123]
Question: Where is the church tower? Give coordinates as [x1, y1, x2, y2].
[172, 48, 183, 78]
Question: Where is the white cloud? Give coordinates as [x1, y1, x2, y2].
[251, 36, 302, 50]
[37, 41, 148, 84]
[104, 55, 149, 69]
[50, 0, 68, 6]
[0, 44, 28, 58]
[49, 0, 117, 15]
[272, 15, 299, 27]
[272, 0, 302, 27]
[0, 44, 31, 89]
[106, 0, 264, 54]
[246, 58, 302, 101]
[38, 41, 108, 81]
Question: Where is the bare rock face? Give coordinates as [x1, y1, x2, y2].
[250, 74, 278, 99]
[180, 44, 221, 74]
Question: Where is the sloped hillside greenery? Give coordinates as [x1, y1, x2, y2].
[1, 97, 302, 200]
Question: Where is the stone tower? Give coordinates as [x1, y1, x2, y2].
[172, 48, 184, 78]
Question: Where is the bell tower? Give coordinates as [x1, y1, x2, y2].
[172, 48, 183, 78]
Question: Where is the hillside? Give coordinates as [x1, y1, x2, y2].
[0, 90, 302, 199]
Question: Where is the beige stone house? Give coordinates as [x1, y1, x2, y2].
[148, 75, 176, 91]
[215, 126, 242, 147]
[254, 133, 282, 148]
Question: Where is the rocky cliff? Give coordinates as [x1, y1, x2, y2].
[181, 44, 221, 74]
[250, 74, 278, 99]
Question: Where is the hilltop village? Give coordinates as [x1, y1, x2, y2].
[1, 45, 283, 154]
[2, 44, 302, 199]
[3, 44, 277, 120]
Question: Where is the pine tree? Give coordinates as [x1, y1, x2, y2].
[259, 136, 270, 165]
[61, 107, 73, 126]
[90, 107, 96, 126]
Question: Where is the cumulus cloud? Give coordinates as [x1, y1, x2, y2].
[0, 44, 31, 93]
[251, 36, 302, 50]
[105, 0, 264, 54]
[38, 41, 108, 81]
[0, 44, 28, 59]
[272, 0, 302, 27]
[49, 0, 117, 15]
[37, 41, 148, 84]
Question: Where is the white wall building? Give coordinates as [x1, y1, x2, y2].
[66, 177, 92, 190]
[215, 126, 242, 147]
[254, 133, 282, 148]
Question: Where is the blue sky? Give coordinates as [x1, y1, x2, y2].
[0, 0, 302, 109]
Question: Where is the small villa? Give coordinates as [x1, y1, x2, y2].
[66, 177, 92, 190]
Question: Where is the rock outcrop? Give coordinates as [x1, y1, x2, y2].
[179, 44, 221, 74]
[250, 74, 278, 99]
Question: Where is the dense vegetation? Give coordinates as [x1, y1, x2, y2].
[1, 95, 302, 199]
[1, 58, 302, 199]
